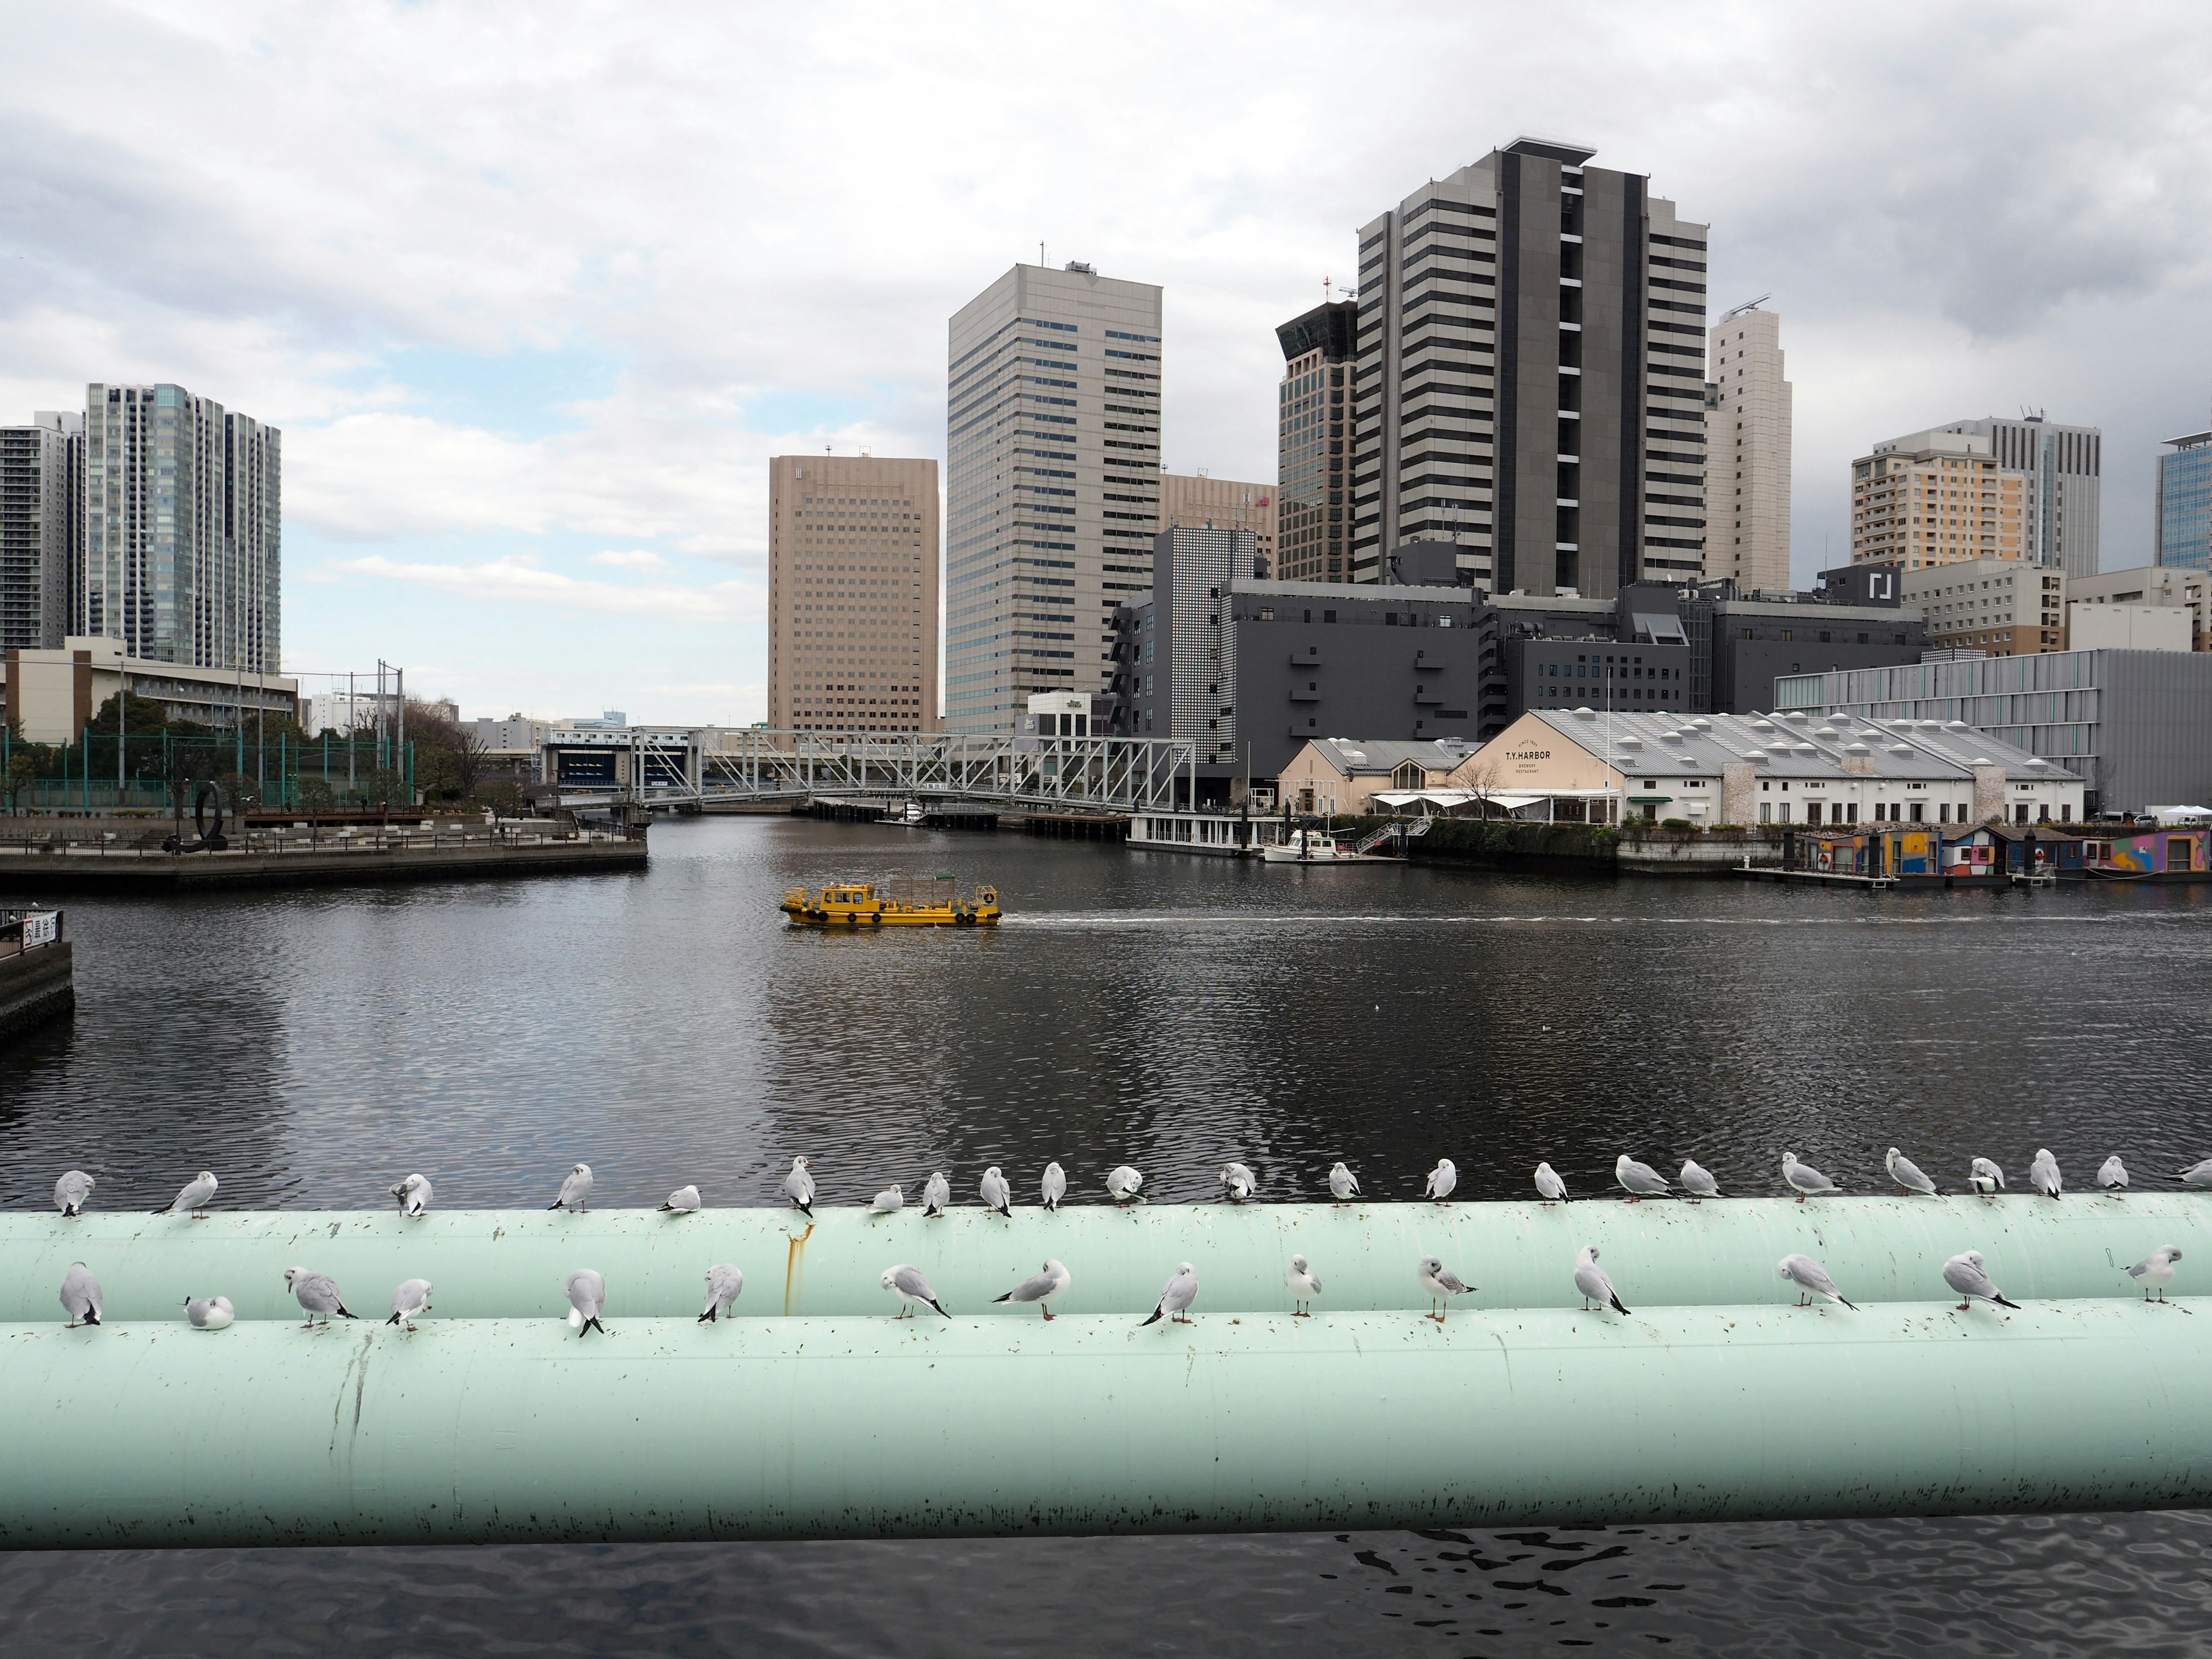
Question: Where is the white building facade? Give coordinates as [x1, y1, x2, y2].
[1707, 302, 1791, 592]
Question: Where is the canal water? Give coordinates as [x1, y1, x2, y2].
[5, 815, 2212, 1654]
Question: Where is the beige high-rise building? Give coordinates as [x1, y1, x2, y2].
[1850, 429, 2027, 571]
[1158, 471, 1273, 572]
[767, 454, 940, 732]
[1709, 302, 1792, 592]
[1900, 557, 2066, 656]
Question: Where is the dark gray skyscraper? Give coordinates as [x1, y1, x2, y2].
[1351, 138, 1708, 600]
[0, 410, 82, 651]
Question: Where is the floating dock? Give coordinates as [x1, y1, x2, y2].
[0, 831, 645, 891]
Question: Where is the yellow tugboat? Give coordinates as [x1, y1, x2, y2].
[781, 874, 1001, 928]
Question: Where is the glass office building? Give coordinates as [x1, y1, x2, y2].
[2157, 430, 2212, 573]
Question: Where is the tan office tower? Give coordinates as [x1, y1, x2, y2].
[1849, 429, 2027, 571]
[1158, 472, 1274, 571]
[1708, 302, 1792, 592]
[767, 454, 940, 732]
[1275, 299, 1357, 582]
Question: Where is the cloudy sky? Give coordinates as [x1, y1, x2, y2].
[6, 3, 2210, 721]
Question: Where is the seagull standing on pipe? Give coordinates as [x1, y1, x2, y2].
[869, 1184, 904, 1215]
[1107, 1165, 1145, 1205]
[54, 1170, 93, 1217]
[2029, 1149, 2063, 1199]
[1533, 1162, 1569, 1204]
[2128, 1245, 2180, 1303]
[661, 1184, 701, 1214]
[783, 1156, 815, 1217]
[882, 1263, 949, 1319]
[1286, 1255, 1322, 1317]
[387, 1278, 433, 1331]
[547, 1163, 593, 1214]
[566, 1268, 608, 1336]
[285, 1267, 357, 1328]
[1781, 1153, 1837, 1203]
[1777, 1253, 1855, 1309]
[160, 1171, 218, 1219]
[1942, 1250, 2020, 1312]
[1423, 1159, 1458, 1203]
[60, 1263, 102, 1328]
[2097, 1156, 2128, 1198]
[1142, 1262, 1198, 1326]
[701, 1264, 744, 1322]
[1614, 1155, 1671, 1202]
[1418, 1255, 1475, 1323]
[1679, 1160, 1720, 1201]
[1574, 1245, 1630, 1316]
[979, 1166, 1013, 1218]
[1969, 1157, 2005, 1196]
[1040, 1162, 1067, 1212]
[1329, 1162, 1361, 1204]
[994, 1259, 1070, 1321]
[1885, 1148, 1937, 1197]
[920, 1171, 950, 1218]
[390, 1173, 433, 1217]
[1219, 1162, 1257, 1203]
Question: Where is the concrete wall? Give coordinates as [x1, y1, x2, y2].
[2068, 604, 2190, 654]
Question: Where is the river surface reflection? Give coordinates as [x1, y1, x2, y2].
[5, 816, 2211, 1653]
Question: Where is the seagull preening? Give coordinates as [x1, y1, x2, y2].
[1286, 1254, 1322, 1318]
[701, 1263, 744, 1323]
[1418, 1255, 1475, 1323]
[389, 1173, 433, 1217]
[1679, 1160, 1720, 1201]
[1942, 1250, 2020, 1313]
[2180, 1158, 2212, 1190]
[1329, 1162, 1361, 1204]
[388, 1278, 433, 1331]
[566, 1268, 608, 1336]
[783, 1156, 815, 1217]
[183, 1294, 234, 1331]
[54, 1170, 93, 1217]
[1423, 1158, 1458, 1203]
[161, 1171, 218, 1218]
[2128, 1245, 2181, 1304]
[869, 1185, 904, 1216]
[921, 1171, 950, 1217]
[979, 1166, 1013, 1218]
[1040, 1162, 1067, 1212]
[548, 1163, 593, 1214]
[1219, 1161, 1257, 1203]
[1533, 1162, 1568, 1204]
[1614, 1155, 1671, 1202]
[1781, 1153, 1837, 1203]
[994, 1258, 1070, 1321]
[59, 1262, 101, 1328]
[1142, 1262, 1199, 1326]
[660, 1185, 701, 1214]
[1107, 1165, 1145, 1205]
[1885, 1148, 1937, 1198]
[1777, 1253, 1855, 1309]
[1969, 1157, 2005, 1196]
[285, 1267, 357, 1328]
[2029, 1149, 2063, 1200]
[1574, 1245, 1630, 1316]
[2097, 1156, 2128, 1198]
[882, 1263, 949, 1319]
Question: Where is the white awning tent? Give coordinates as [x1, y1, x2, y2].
[2150, 805, 2212, 826]
[1370, 787, 1626, 822]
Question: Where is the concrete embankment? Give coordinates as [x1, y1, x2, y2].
[0, 836, 644, 892]
[1337, 818, 1785, 876]
[0, 941, 73, 1043]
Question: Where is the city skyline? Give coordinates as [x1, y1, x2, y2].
[5, 8, 2211, 721]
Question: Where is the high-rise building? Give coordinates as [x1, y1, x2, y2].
[1158, 472, 1272, 573]
[2156, 428, 2212, 573]
[945, 262, 1162, 733]
[1707, 302, 1791, 592]
[83, 383, 279, 671]
[1937, 415, 2101, 576]
[1351, 138, 1709, 599]
[766, 454, 940, 732]
[1900, 557, 2067, 656]
[1275, 298, 1358, 582]
[0, 410, 82, 652]
[1849, 429, 2027, 570]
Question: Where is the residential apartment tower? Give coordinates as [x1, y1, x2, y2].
[1849, 429, 2025, 570]
[0, 410, 83, 652]
[1708, 301, 1791, 592]
[1937, 415, 2101, 576]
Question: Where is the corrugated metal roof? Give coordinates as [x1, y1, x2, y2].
[1521, 708, 2080, 785]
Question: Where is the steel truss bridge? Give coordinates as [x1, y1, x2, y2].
[549, 730, 1203, 816]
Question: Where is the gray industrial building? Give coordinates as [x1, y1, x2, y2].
[1774, 648, 2212, 813]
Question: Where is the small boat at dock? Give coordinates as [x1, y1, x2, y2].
[781, 874, 1001, 927]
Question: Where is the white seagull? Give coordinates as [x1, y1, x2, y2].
[1534, 1162, 1569, 1204]
[921, 1171, 951, 1217]
[1614, 1154, 1671, 1201]
[2029, 1149, 2063, 1200]
[869, 1185, 905, 1215]
[54, 1170, 93, 1217]
[389, 1173, 433, 1217]
[1781, 1153, 1838, 1203]
[566, 1268, 608, 1336]
[1286, 1254, 1322, 1318]
[2098, 1156, 2128, 1198]
[1219, 1162, 1257, 1203]
[387, 1278, 434, 1331]
[2128, 1245, 2181, 1304]
[1142, 1262, 1199, 1326]
[284, 1266, 357, 1328]
[1969, 1157, 2006, 1196]
[183, 1294, 234, 1331]
[701, 1263, 745, 1323]
[60, 1262, 102, 1328]
[994, 1258, 1071, 1321]
[548, 1162, 593, 1214]
[783, 1156, 815, 1217]
[882, 1263, 949, 1319]
[1107, 1165, 1145, 1205]
[1040, 1162, 1067, 1212]
[1777, 1253, 1855, 1309]
[1418, 1255, 1475, 1323]
[1574, 1245, 1631, 1316]
[1885, 1148, 1937, 1197]
[2179, 1158, 2212, 1190]
[1424, 1159, 1459, 1203]
[660, 1184, 702, 1214]
[980, 1166, 1013, 1217]
[1942, 1250, 2020, 1312]
[1329, 1162, 1361, 1204]
[160, 1171, 218, 1218]
[1679, 1160, 1721, 1201]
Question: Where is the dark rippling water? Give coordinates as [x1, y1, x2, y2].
[6, 816, 2212, 1656]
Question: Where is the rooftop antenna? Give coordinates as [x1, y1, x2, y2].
[1717, 293, 1771, 324]
[1323, 275, 1334, 301]
[1039, 241, 1046, 268]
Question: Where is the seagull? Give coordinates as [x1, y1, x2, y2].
[2128, 1245, 2181, 1303]
[921, 1171, 950, 1218]
[2029, 1149, 2062, 1200]
[54, 1170, 93, 1217]
[2179, 1158, 2212, 1189]
[1142, 1262, 1199, 1326]
[1942, 1250, 2020, 1312]
[1286, 1254, 1322, 1317]
[1969, 1157, 2005, 1196]
[1781, 1153, 1837, 1203]
[387, 1278, 433, 1331]
[1107, 1165, 1145, 1205]
[1533, 1162, 1569, 1204]
[701, 1263, 744, 1322]
[1777, 1253, 1855, 1309]
[783, 1156, 815, 1216]
[1418, 1255, 1475, 1323]
[183, 1294, 234, 1331]
[660, 1185, 701, 1214]
[60, 1262, 102, 1328]
[980, 1166, 1012, 1218]
[1679, 1160, 1721, 1201]
[1614, 1154, 1671, 1201]
[389, 1173, 433, 1217]
[1040, 1162, 1067, 1212]
[1574, 1245, 1630, 1316]
[1219, 1162, 1257, 1203]
[547, 1163, 593, 1213]
[1329, 1162, 1361, 1204]
[869, 1184, 904, 1215]
[160, 1171, 218, 1218]
[1424, 1158, 1458, 1203]
[994, 1258, 1071, 1321]
[566, 1268, 608, 1336]
[2098, 1156, 2128, 1198]
[882, 1263, 949, 1319]
[1885, 1147, 1938, 1198]
[284, 1267, 357, 1328]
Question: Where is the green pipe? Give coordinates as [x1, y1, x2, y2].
[2, 1300, 2208, 1548]
[5, 1196, 2201, 1324]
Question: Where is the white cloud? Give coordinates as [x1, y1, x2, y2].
[326, 553, 760, 626]
[587, 548, 670, 573]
